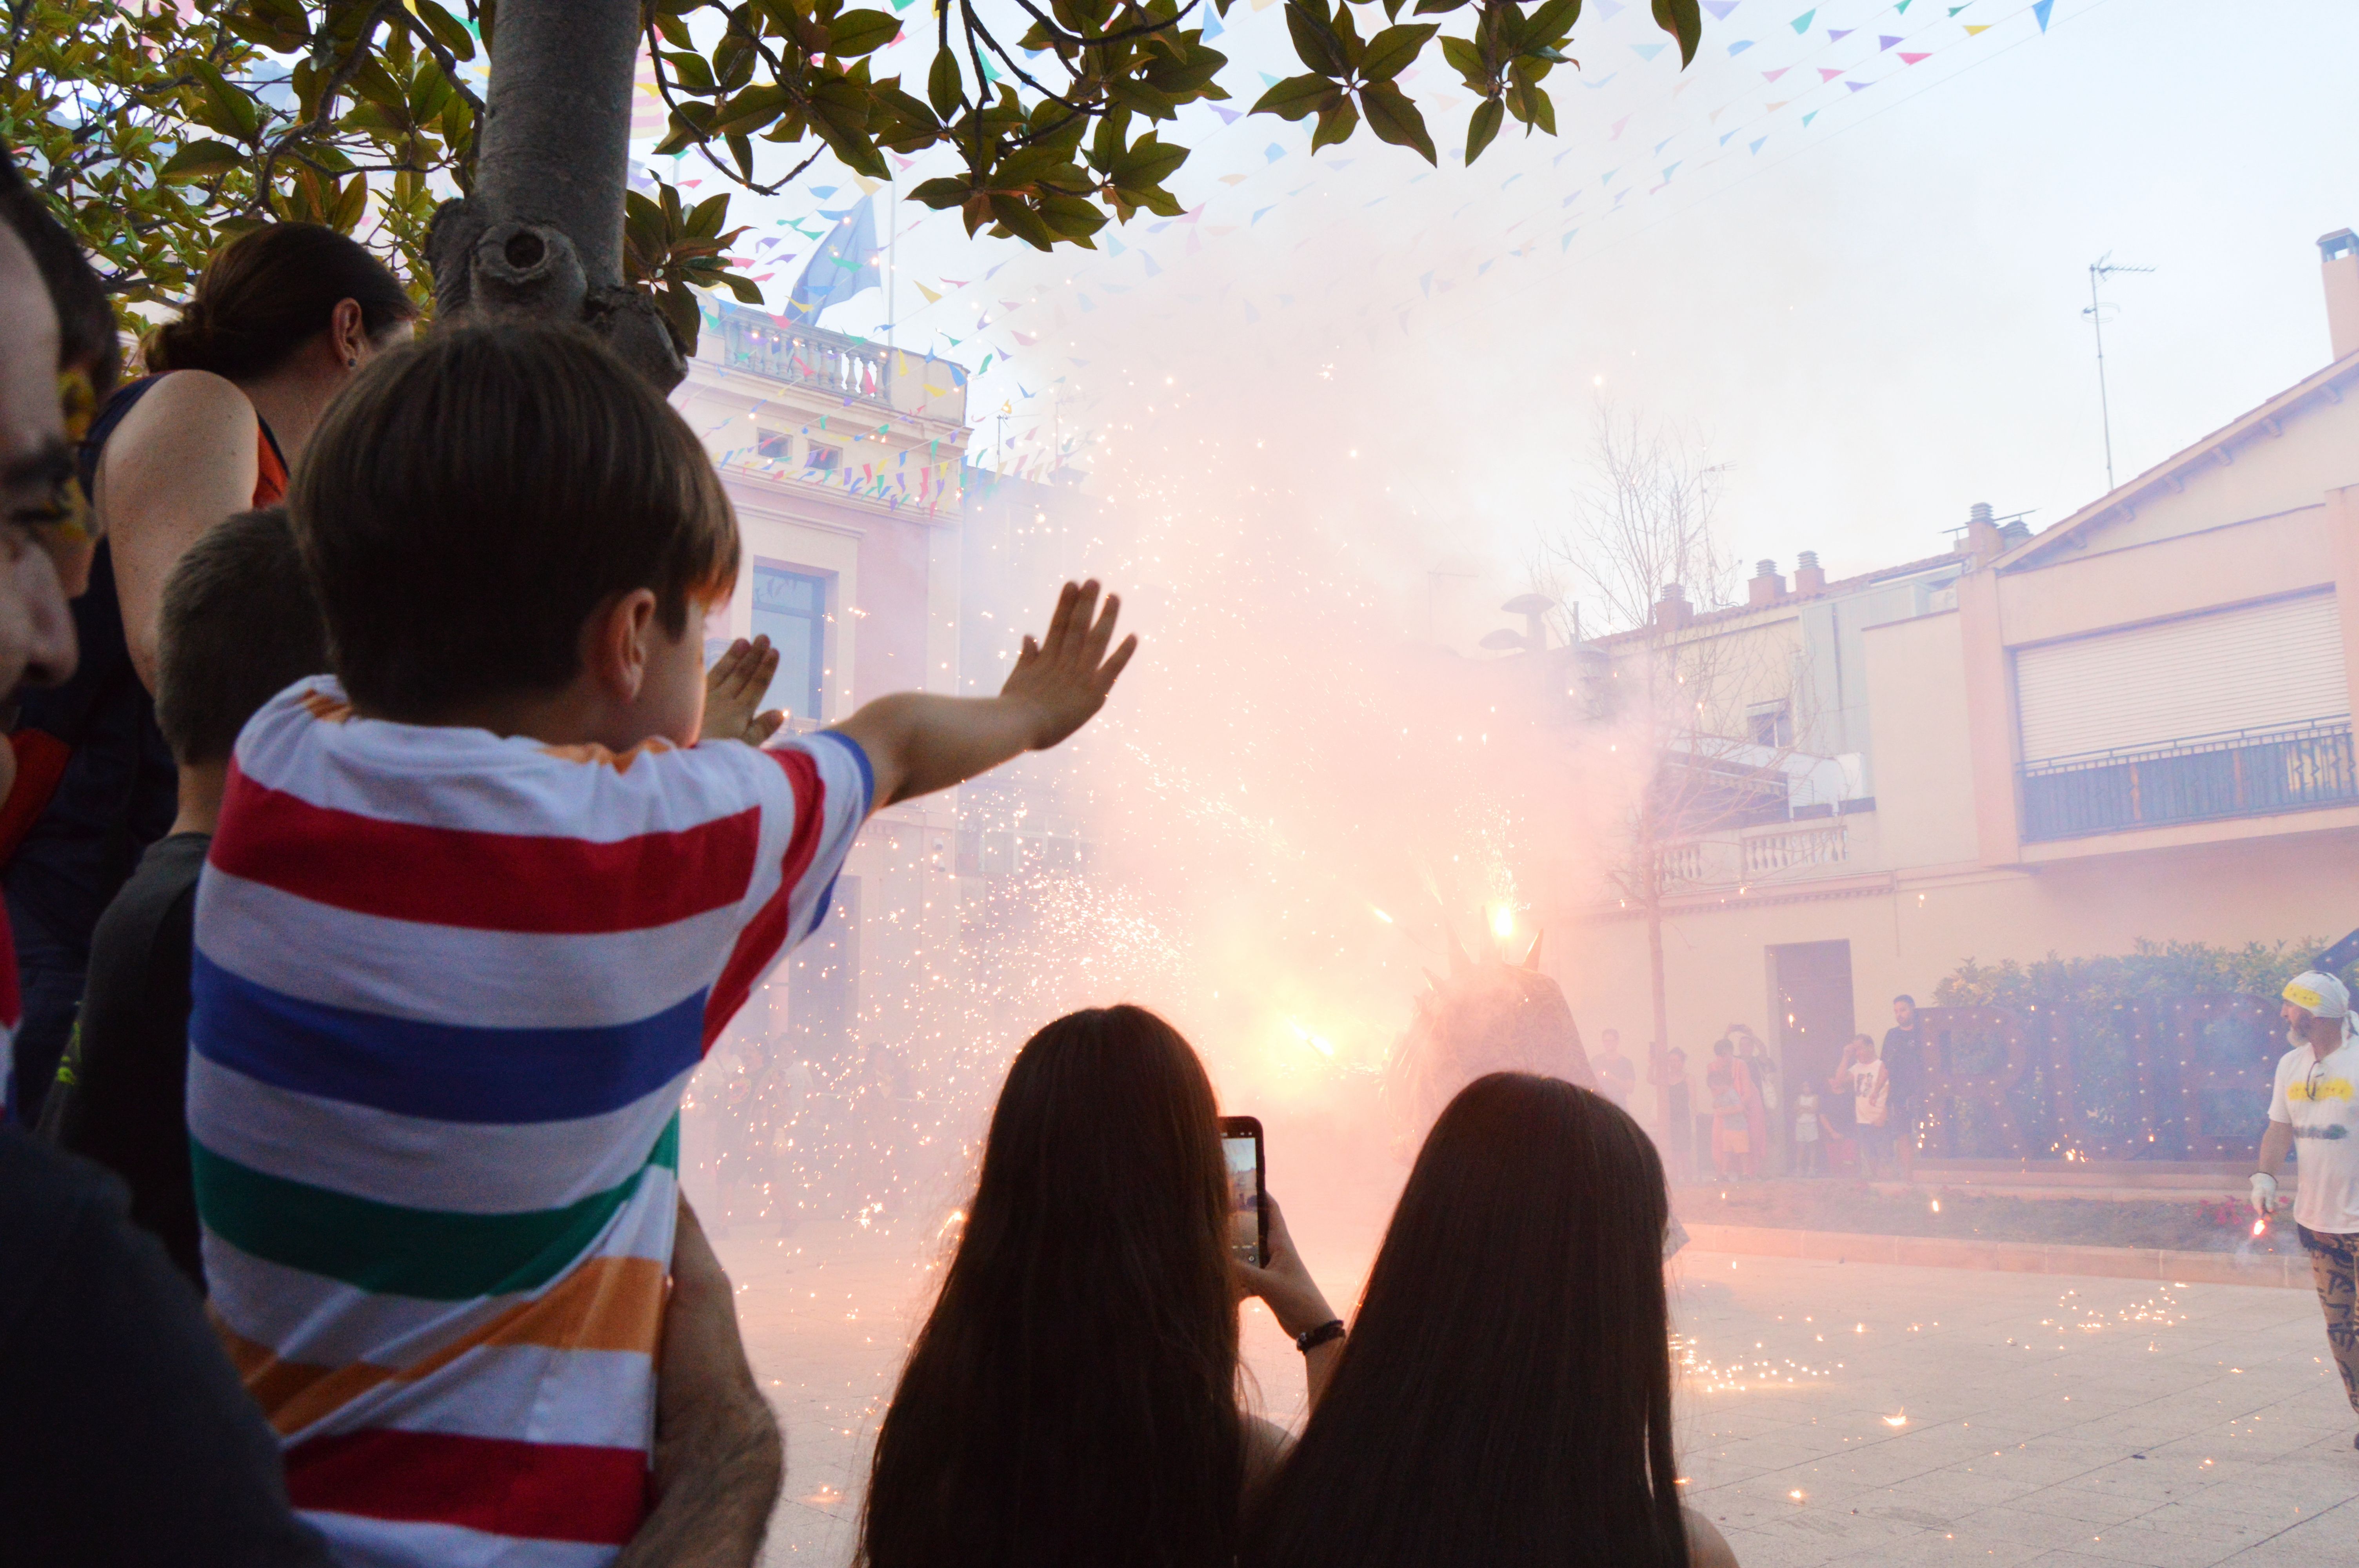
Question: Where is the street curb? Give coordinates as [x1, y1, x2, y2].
[1681, 1223, 2308, 1290]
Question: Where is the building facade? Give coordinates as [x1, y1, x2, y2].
[672, 302, 971, 1075]
[1542, 235, 2359, 1157]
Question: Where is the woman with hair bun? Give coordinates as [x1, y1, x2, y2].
[1, 224, 414, 1123]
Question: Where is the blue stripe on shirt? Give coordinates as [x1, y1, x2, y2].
[189, 950, 707, 1123]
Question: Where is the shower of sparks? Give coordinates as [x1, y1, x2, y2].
[1287, 1019, 1338, 1058]
[1673, 1332, 1834, 1394]
[1488, 902, 1516, 940]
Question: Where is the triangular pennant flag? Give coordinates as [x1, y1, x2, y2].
[1749, 136, 1767, 152]
[1817, 66, 1843, 79]
[1846, 78, 1870, 89]
[1878, 33, 1900, 47]
[1702, 0, 1739, 16]
[1632, 40, 1667, 59]
[1790, 8, 1815, 31]
[914, 281, 943, 304]
[1828, 26, 1852, 39]
[1802, 109, 1819, 125]
[1963, 21, 1989, 32]
[2032, 0, 2052, 28]
[1765, 99, 1788, 109]
[1728, 38, 1754, 53]
[1610, 114, 1632, 138]
[1763, 65, 1790, 79]
[1899, 50, 1929, 62]
[1653, 134, 1675, 153]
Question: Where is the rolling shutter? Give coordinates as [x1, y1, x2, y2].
[2015, 592, 2348, 763]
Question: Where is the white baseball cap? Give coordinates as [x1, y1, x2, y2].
[2283, 971, 2350, 1019]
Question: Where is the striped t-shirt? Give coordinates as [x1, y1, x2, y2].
[187, 679, 871, 1565]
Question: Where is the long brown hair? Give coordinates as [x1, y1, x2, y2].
[859, 1005, 1244, 1568]
[145, 223, 414, 379]
[1245, 1073, 1688, 1568]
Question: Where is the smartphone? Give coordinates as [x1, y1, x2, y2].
[1220, 1115, 1268, 1268]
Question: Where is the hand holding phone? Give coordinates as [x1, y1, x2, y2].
[1219, 1116, 1267, 1268]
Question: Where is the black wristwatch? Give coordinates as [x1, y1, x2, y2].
[1294, 1318, 1345, 1354]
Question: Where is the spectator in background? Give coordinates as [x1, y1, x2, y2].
[1705, 1042, 1750, 1180]
[38, 508, 325, 1287]
[1651, 1045, 1693, 1182]
[860, 1005, 1342, 1567]
[1241, 1074, 1738, 1568]
[1730, 1023, 1777, 1173]
[1839, 1034, 1892, 1179]
[1792, 1080, 1823, 1177]
[1, 223, 415, 1124]
[1884, 994, 1926, 1179]
[1594, 1027, 1637, 1110]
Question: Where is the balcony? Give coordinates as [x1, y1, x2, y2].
[704, 301, 969, 421]
[2019, 719, 2359, 842]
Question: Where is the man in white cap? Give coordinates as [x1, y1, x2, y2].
[2253, 969, 2359, 1441]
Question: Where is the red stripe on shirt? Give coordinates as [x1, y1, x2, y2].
[211, 764, 760, 935]
[285, 1428, 647, 1544]
[703, 746, 826, 1047]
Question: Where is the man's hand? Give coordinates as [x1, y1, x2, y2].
[2252, 1171, 2279, 1218]
[702, 637, 785, 747]
[614, 1198, 783, 1568]
[1000, 580, 1137, 750]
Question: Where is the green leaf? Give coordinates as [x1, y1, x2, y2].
[1464, 94, 1502, 161]
[827, 8, 901, 56]
[1039, 193, 1109, 238]
[662, 50, 718, 93]
[1650, 0, 1703, 66]
[1439, 34, 1485, 82]
[1283, 0, 1350, 75]
[1107, 76, 1177, 121]
[1357, 79, 1434, 162]
[1526, 0, 1583, 42]
[910, 175, 972, 207]
[710, 83, 790, 136]
[157, 139, 244, 183]
[1358, 22, 1436, 81]
[987, 193, 1057, 250]
[720, 273, 766, 304]
[1249, 71, 1338, 121]
[928, 47, 963, 116]
[685, 192, 734, 238]
[1310, 94, 1358, 151]
[409, 0, 479, 61]
[1410, 0, 1471, 14]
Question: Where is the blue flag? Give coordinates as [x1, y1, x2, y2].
[786, 197, 880, 324]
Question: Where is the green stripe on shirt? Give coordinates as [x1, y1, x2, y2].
[191, 1118, 680, 1301]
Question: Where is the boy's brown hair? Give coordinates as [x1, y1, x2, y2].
[155, 506, 328, 765]
[290, 322, 738, 717]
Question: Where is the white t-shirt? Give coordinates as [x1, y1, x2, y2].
[2268, 1038, 2359, 1236]
[1849, 1059, 1889, 1127]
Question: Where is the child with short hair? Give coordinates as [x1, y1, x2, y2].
[42, 507, 326, 1289]
[1792, 1084, 1822, 1177]
[185, 323, 1134, 1564]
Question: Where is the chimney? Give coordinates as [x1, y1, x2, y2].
[1654, 582, 1690, 632]
[1747, 558, 1786, 606]
[1964, 500, 2003, 563]
[1792, 550, 1826, 594]
[2323, 230, 2359, 362]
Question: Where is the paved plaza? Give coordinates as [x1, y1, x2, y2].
[715, 1217, 2359, 1566]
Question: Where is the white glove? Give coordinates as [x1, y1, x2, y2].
[2250, 1172, 2279, 1217]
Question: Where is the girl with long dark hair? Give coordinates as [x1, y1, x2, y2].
[860, 1005, 1341, 1568]
[1245, 1072, 1738, 1568]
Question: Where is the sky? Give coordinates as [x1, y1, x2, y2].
[653, 0, 2359, 651]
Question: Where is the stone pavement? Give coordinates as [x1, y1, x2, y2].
[712, 1222, 2359, 1566]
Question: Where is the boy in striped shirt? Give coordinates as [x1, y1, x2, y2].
[186, 324, 1134, 1566]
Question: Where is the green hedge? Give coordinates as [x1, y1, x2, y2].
[1931, 938, 2352, 1015]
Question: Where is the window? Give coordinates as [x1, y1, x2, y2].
[756, 430, 792, 462]
[750, 561, 829, 720]
[1748, 701, 1794, 750]
[805, 442, 841, 472]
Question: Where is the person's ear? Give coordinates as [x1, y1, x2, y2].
[331, 298, 365, 369]
[580, 589, 659, 706]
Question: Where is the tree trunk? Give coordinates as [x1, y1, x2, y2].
[425, 0, 685, 388]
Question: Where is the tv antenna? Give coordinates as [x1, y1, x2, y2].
[2083, 253, 2155, 492]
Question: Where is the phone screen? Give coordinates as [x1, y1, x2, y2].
[1220, 1117, 1266, 1268]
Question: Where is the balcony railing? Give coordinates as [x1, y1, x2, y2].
[2019, 719, 2359, 842]
[1743, 823, 1847, 875]
[716, 310, 891, 405]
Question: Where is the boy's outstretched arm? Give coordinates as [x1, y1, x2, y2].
[828, 579, 1135, 809]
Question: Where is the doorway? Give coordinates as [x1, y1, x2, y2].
[1767, 940, 1856, 1133]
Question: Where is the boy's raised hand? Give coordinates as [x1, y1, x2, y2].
[702, 636, 786, 747]
[1001, 580, 1138, 750]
